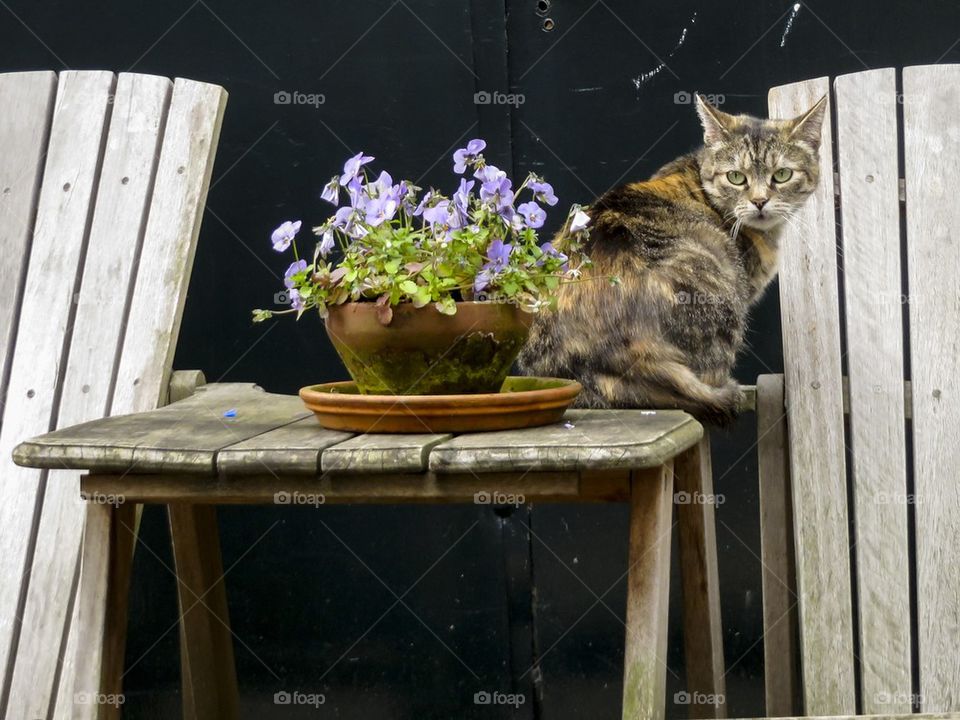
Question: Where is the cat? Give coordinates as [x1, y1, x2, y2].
[518, 94, 827, 425]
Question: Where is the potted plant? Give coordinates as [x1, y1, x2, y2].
[254, 140, 592, 395]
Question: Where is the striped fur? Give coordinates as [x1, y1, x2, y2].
[519, 95, 826, 425]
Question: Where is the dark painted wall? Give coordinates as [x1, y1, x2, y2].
[2, 1, 959, 717]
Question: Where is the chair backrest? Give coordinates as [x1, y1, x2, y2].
[0, 71, 226, 718]
[762, 66, 960, 715]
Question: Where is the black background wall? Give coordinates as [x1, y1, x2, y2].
[3, 1, 959, 718]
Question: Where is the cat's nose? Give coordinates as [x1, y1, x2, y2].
[752, 198, 768, 210]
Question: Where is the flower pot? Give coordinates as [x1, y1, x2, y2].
[324, 301, 533, 395]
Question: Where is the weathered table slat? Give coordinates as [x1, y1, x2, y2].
[217, 417, 352, 475]
[321, 433, 452, 474]
[14, 386, 703, 478]
[13, 384, 307, 474]
[428, 409, 702, 473]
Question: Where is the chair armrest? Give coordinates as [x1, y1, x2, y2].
[167, 369, 207, 406]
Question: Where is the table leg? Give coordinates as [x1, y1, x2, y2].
[168, 505, 239, 720]
[621, 463, 675, 720]
[675, 435, 727, 718]
[71, 501, 138, 720]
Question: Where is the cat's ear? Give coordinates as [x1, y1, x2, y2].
[787, 94, 828, 151]
[695, 93, 735, 145]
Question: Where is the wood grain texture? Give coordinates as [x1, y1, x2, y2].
[67, 502, 138, 720]
[429, 409, 702, 473]
[769, 78, 856, 715]
[169, 505, 239, 720]
[755, 374, 800, 717]
[621, 464, 674, 720]
[320, 432, 450, 474]
[0, 71, 56, 418]
[217, 416, 353, 475]
[17, 397, 702, 477]
[80, 470, 633, 505]
[13, 384, 306, 474]
[7, 73, 173, 717]
[903, 64, 960, 711]
[169, 369, 207, 404]
[674, 436, 726, 718]
[112, 78, 227, 414]
[834, 68, 912, 714]
[0, 71, 115, 711]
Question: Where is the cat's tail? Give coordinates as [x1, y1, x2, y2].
[644, 361, 743, 427]
[606, 341, 745, 427]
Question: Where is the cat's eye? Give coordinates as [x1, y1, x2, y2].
[772, 168, 794, 183]
[726, 170, 747, 186]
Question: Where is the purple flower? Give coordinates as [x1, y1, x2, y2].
[345, 176, 365, 207]
[319, 228, 335, 257]
[422, 199, 451, 225]
[517, 201, 546, 229]
[474, 238, 513, 293]
[486, 238, 513, 265]
[569, 209, 590, 232]
[480, 176, 514, 217]
[284, 259, 308, 288]
[271, 220, 301, 252]
[539, 241, 569, 270]
[423, 200, 465, 232]
[412, 190, 435, 217]
[529, 180, 558, 206]
[453, 178, 474, 222]
[340, 152, 374, 186]
[289, 288, 304, 311]
[453, 139, 487, 173]
[332, 206, 366, 239]
[474, 164, 506, 185]
[364, 194, 398, 227]
[320, 177, 340, 205]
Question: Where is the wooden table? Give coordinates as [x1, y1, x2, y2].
[14, 381, 726, 720]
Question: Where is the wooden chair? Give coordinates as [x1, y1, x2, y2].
[756, 65, 960, 717]
[0, 70, 227, 719]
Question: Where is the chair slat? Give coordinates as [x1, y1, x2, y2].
[834, 68, 912, 714]
[112, 78, 228, 414]
[0, 71, 56, 423]
[0, 71, 114, 708]
[903, 63, 960, 711]
[6, 73, 173, 717]
[61, 77, 228, 717]
[768, 78, 856, 715]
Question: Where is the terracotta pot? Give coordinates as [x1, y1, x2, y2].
[324, 301, 533, 395]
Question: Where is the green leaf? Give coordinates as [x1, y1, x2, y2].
[399, 279, 419, 295]
[384, 259, 401, 275]
[436, 297, 457, 315]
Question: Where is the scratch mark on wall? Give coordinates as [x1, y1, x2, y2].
[571, 86, 603, 93]
[780, 3, 801, 47]
[632, 12, 697, 90]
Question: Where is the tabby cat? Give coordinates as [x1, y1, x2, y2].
[518, 94, 827, 425]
